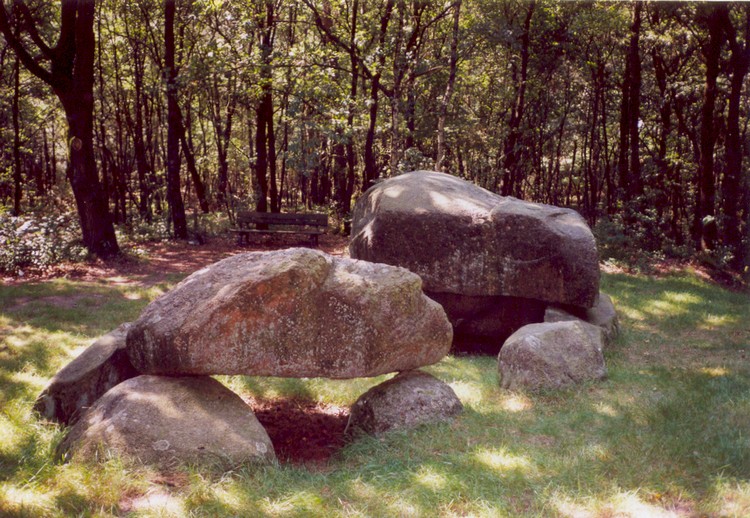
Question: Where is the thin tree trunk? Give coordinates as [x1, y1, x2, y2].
[12, 52, 21, 215]
[695, 4, 724, 250]
[165, 0, 187, 238]
[435, 0, 461, 172]
[722, 5, 750, 267]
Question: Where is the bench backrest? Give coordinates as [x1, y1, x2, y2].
[236, 211, 328, 228]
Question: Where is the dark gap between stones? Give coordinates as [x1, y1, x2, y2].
[248, 397, 350, 467]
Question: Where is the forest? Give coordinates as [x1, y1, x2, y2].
[0, 0, 748, 277]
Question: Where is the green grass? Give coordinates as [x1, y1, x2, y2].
[1, 270, 748, 517]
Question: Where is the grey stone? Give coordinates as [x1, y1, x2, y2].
[126, 248, 452, 379]
[34, 323, 138, 424]
[545, 292, 619, 344]
[498, 321, 607, 391]
[350, 171, 600, 308]
[58, 375, 275, 469]
[346, 370, 463, 436]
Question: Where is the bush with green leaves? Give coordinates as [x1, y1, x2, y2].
[0, 212, 88, 275]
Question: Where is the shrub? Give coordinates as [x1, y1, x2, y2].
[0, 212, 88, 275]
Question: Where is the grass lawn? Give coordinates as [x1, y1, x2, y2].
[1, 268, 749, 517]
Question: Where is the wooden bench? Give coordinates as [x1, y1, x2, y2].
[229, 211, 328, 247]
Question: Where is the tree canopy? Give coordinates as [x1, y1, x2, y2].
[0, 0, 748, 274]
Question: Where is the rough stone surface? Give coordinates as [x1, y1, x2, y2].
[346, 370, 463, 436]
[58, 375, 275, 469]
[34, 323, 139, 424]
[126, 248, 452, 379]
[498, 321, 607, 391]
[427, 291, 546, 354]
[545, 292, 619, 344]
[350, 171, 600, 308]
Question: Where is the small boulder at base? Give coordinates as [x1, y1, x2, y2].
[350, 171, 599, 308]
[345, 370, 463, 436]
[58, 375, 275, 469]
[126, 248, 452, 379]
[545, 292, 619, 344]
[34, 323, 138, 424]
[498, 321, 606, 391]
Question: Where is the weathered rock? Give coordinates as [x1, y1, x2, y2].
[545, 292, 619, 344]
[350, 171, 600, 308]
[346, 370, 463, 436]
[58, 375, 275, 469]
[34, 323, 139, 424]
[427, 291, 546, 354]
[498, 321, 606, 391]
[126, 248, 452, 379]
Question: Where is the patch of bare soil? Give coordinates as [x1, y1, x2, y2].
[1, 234, 350, 287]
[247, 397, 350, 467]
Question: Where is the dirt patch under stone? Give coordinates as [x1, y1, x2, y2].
[247, 397, 350, 468]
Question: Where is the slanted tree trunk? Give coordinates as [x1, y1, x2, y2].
[0, 0, 119, 256]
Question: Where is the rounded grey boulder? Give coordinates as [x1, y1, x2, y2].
[346, 370, 463, 436]
[34, 323, 138, 425]
[58, 375, 276, 469]
[126, 248, 452, 379]
[350, 171, 600, 308]
[498, 321, 607, 391]
[544, 292, 620, 345]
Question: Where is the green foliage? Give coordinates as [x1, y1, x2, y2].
[0, 213, 88, 275]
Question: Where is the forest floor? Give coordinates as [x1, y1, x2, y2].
[1, 234, 749, 516]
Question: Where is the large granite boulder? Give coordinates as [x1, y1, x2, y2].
[498, 321, 607, 391]
[349, 171, 599, 308]
[545, 292, 619, 345]
[126, 248, 452, 379]
[58, 375, 275, 469]
[345, 370, 463, 436]
[34, 323, 139, 424]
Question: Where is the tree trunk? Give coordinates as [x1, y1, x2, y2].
[435, 1, 461, 172]
[363, 1, 394, 189]
[500, 0, 535, 197]
[0, 0, 120, 256]
[695, 4, 725, 250]
[628, 2, 643, 200]
[12, 52, 21, 215]
[722, 5, 750, 267]
[165, 0, 188, 238]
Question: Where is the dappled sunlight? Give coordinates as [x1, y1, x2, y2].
[124, 489, 186, 516]
[553, 491, 691, 518]
[700, 367, 729, 377]
[500, 393, 533, 413]
[473, 447, 534, 474]
[708, 479, 750, 517]
[9, 369, 47, 391]
[662, 291, 702, 305]
[448, 380, 484, 406]
[413, 465, 447, 491]
[0, 484, 55, 516]
[697, 313, 736, 329]
[594, 402, 619, 417]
